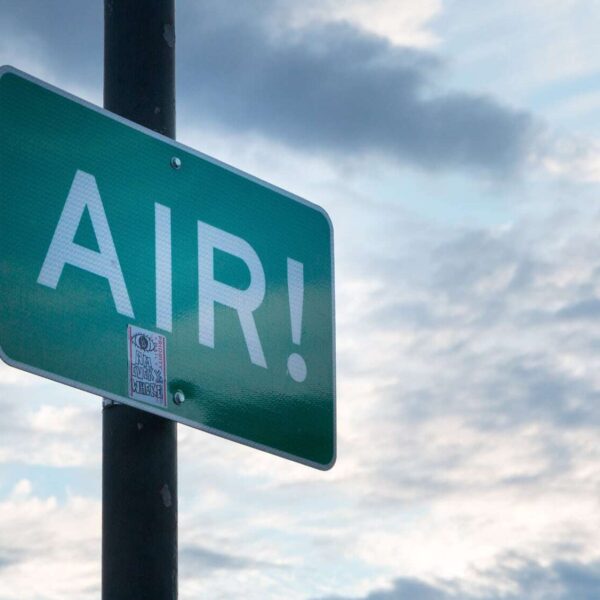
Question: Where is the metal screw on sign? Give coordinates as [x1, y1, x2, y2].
[173, 390, 185, 405]
[171, 156, 181, 169]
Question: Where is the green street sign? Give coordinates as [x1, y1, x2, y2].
[0, 67, 335, 469]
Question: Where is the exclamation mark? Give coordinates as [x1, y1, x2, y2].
[287, 258, 307, 382]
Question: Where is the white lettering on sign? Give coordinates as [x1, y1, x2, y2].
[155, 202, 172, 332]
[37, 170, 134, 317]
[287, 258, 307, 382]
[197, 221, 267, 368]
[38, 170, 313, 376]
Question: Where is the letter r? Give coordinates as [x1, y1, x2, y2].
[197, 221, 267, 368]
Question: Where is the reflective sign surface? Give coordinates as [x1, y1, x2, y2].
[0, 67, 335, 469]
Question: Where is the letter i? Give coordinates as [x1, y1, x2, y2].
[155, 203, 172, 332]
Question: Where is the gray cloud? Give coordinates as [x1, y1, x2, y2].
[318, 577, 446, 600]
[479, 357, 600, 430]
[315, 559, 600, 599]
[556, 298, 600, 321]
[178, 1, 536, 174]
[0, 0, 102, 85]
[180, 544, 281, 576]
[0, 548, 21, 571]
[0, 0, 536, 174]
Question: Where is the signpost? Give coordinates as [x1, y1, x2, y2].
[102, 3, 178, 598]
[0, 66, 336, 469]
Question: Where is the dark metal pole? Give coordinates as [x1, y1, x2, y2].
[102, 2, 177, 599]
[104, 0, 175, 137]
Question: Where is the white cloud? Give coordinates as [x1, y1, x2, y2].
[0, 481, 100, 600]
[435, 0, 600, 104]
[0, 393, 100, 468]
[0, 362, 41, 385]
[535, 133, 600, 183]
[284, 0, 442, 48]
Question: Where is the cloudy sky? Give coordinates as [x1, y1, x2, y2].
[3, 1, 600, 598]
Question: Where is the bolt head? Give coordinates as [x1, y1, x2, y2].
[171, 156, 182, 169]
[173, 390, 185, 405]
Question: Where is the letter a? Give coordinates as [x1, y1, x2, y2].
[37, 170, 134, 317]
[198, 221, 267, 368]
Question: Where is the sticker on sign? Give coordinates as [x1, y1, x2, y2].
[0, 66, 336, 469]
[128, 325, 167, 407]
